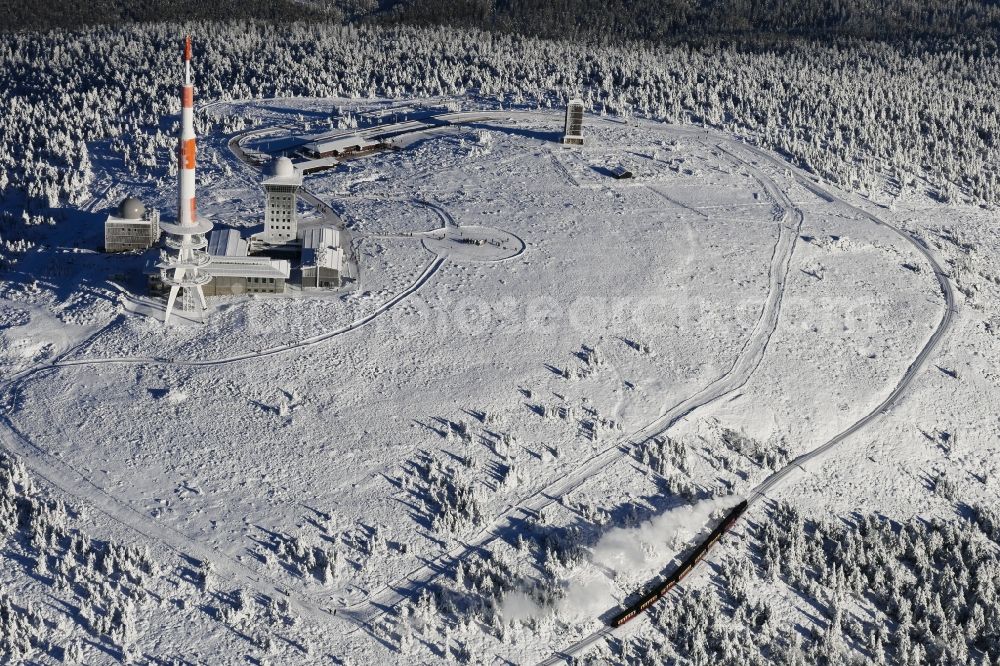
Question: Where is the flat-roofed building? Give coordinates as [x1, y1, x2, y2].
[562, 99, 585, 146]
[358, 105, 418, 125]
[261, 157, 304, 245]
[203, 228, 290, 296]
[147, 228, 290, 297]
[202, 256, 290, 296]
[301, 226, 343, 289]
[302, 135, 381, 160]
[105, 197, 160, 252]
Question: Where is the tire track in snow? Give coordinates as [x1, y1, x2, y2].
[0, 110, 788, 648]
[0, 255, 446, 633]
[0, 123, 453, 635]
[0, 413, 348, 630]
[340, 134, 803, 630]
[1, 111, 934, 657]
[538, 138, 955, 665]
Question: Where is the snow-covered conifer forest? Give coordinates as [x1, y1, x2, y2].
[2, 24, 999, 222]
[379, 0, 1000, 41]
[2, 6, 1000, 665]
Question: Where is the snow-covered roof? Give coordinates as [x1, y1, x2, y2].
[304, 135, 379, 155]
[295, 157, 339, 174]
[205, 255, 290, 279]
[301, 226, 343, 271]
[106, 214, 155, 226]
[207, 229, 249, 257]
[302, 226, 339, 249]
[262, 156, 303, 187]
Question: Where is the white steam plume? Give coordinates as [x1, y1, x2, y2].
[499, 496, 743, 623]
[499, 590, 543, 623]
[590, 496, 741, 579]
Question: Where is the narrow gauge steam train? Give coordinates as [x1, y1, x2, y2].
[609, 499, 749, 627]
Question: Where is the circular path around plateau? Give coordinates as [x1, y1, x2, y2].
[421, 225, 525, 262]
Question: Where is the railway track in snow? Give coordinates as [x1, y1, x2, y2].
[0, 108, 955, 662]
[537, 136, 955, 665]
[339, 130, 804, 630]
[0, 111, 804, 645]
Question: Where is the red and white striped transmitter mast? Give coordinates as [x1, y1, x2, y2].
[159, 35, 213, 325]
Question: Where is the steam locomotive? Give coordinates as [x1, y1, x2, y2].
[609, 499, 749, 627]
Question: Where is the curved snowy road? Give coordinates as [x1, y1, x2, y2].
[340, 132, 804, 629]
[0, 113, 504, 636]
[537, 138, 955, 665]
[0, 249, 445, 625]
[0, 108, 952, 662]
[0, 125, 458, 633]
[748, 166, 956, 501]
[0, 111, 802, 641]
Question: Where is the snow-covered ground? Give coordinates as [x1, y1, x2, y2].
[1, 97, 996, 664]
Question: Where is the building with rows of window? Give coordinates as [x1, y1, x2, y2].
[138, 153, 348, 303]
[562, 99, 586, 146]
[104, 197, 160, 252]
[146, 227, 290, 297]
[202, 228, 290, 296]
[260, 156, 304, 245]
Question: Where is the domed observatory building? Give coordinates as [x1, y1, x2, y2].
[104, 197, 160, 252]
[261, 156, 303, 245]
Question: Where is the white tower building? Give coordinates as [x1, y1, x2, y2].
[562, 98, 585, 146]
[158, 36, 213, 325]
[262, 156, 303, 245]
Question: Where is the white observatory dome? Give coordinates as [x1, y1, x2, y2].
[118, 197, 146, 220]
[270, 156, 295, 178]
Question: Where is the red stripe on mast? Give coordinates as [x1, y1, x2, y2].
[179, 138, 196, 170]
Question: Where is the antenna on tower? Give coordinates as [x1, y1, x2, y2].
[183, 35, 192, 85]
[157, 35, 213, 326]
